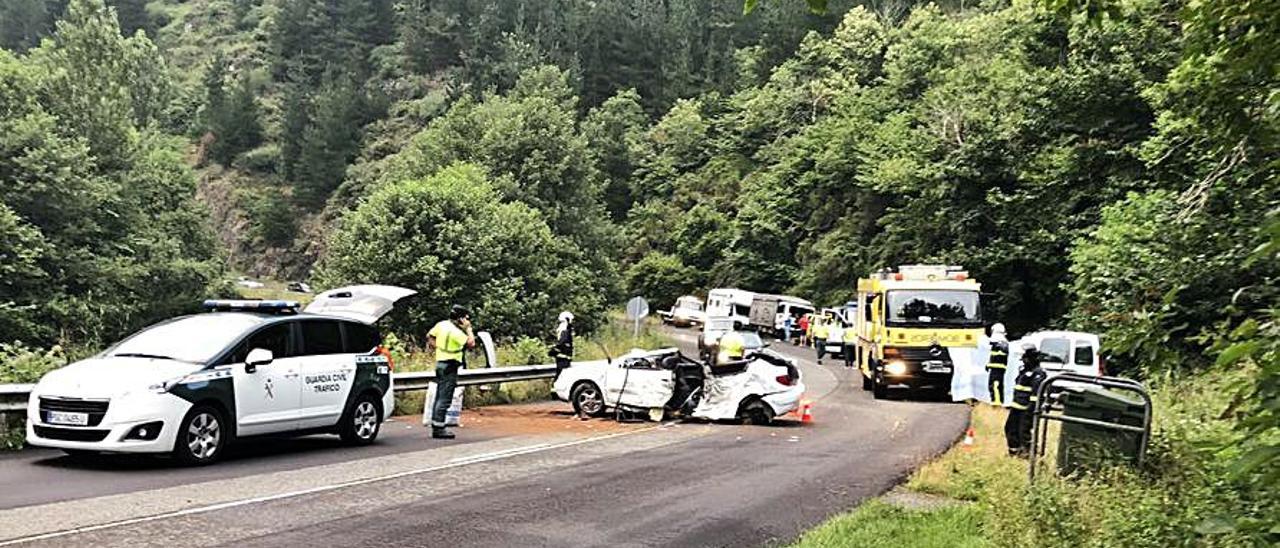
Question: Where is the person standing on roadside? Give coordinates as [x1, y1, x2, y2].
[552, 311, 575, 379]
[798, 313, 810, 347]
[987, 323, 1009, 405]
[842, 322, 856, 368]
[813, 315, 830, 364]
[1005, 343, 1047, 456]
[782, 314, 794, 345]
[427, 305, 475, 439]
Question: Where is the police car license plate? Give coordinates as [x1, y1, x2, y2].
[47, 411, 89, 426]
[922, 360, 951, 373]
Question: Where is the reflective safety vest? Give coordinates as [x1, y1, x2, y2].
[989, 340, 1009, 370]
[1010, 367, 1047, 410]
[813, 322, 830, 339]
[429, 320, 468, 363]
[718, 331, 746, 362]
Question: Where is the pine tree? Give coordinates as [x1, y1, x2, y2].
[279, 77, 310, 182]
[294, 70, 364, 208]
[204, 63, 262, 166]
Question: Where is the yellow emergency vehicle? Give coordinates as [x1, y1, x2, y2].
[852, 265, 983, 399]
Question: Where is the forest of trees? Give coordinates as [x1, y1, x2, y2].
[0, 0, 1273, 369]
[0, 0, 1275, 540]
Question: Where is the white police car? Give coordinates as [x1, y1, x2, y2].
[25, 285, 414, 465]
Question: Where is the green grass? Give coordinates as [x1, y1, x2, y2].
[234, 278, 315, 305]
[791, 500, 987, 548]
[791, 366, 1266, 548]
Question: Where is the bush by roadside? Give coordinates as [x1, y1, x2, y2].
[793, 366, 1272, 548]
[1, 343, 69, 449]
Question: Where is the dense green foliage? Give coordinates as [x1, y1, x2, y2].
[0, 0, 223, 350]
[0, 5, 1274, 519]
[316, 163, 608, 340]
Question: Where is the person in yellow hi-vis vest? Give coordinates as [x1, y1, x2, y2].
[812, 316, 831, 364]
[427, 305, 475, 439]
[717, 330, 746, 365]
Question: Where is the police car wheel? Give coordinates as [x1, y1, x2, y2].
[571, 382, 606, 417]
[339, 393, 382, 445]
[174, 405, 226, 466]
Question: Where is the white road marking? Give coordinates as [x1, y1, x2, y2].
[0, 426, 664, 546]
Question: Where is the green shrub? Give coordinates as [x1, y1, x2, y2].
[0, 342, 66, 383]
[984, 367, 1266, 548]
[233, 143, 280, 174]
[314, 163, 610, 341]
[499, 337, 550, 366]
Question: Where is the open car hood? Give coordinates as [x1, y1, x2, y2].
[304, 285, 417, 324]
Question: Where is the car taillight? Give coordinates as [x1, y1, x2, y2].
[376, 346, 394, 372]
[776, 374, 793, 386]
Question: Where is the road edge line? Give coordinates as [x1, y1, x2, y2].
[0, 425, 665, 546]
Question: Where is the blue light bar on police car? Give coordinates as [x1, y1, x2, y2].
[202, 300, 301, 314]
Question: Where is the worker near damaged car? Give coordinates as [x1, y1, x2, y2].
[427, 305, 476, 440]
[988, 323, 1009, 405]
[552, 311, 574, 379]
[1005, 343, 1048, 456]
[717, 329, 746, 364]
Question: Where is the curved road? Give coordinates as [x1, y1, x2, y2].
[0, 328, 967, 547]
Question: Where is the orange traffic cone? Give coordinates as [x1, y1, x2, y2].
[800, 400, 814, 423]
[963, 427, 976, 447]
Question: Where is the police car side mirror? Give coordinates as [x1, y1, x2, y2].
[245, 348, 274, 373]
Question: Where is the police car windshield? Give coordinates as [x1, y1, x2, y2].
[887, 290, 981, 326]
[106, 315, 266, 364]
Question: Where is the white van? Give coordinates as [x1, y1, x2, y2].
[706, 288, 756, 329]
[1011, 331, 1105, 377]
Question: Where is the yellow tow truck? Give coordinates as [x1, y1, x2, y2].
[852, 265, 983, 399]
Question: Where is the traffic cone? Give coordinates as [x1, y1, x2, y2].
[963, 427, 976, 447]
[800, 400, 814, 423]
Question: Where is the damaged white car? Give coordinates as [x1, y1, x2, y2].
[552, 348, 804, 425]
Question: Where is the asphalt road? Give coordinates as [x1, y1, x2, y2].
[0, 328, 968, 547]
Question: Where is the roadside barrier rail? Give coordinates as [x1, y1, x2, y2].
[0, 366, 569, 416]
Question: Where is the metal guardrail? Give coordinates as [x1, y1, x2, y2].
[0, 332, 584, 415]
[1, 385, 35, 413]
[0, 367, 568, 415]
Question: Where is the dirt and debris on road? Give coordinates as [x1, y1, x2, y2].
[407, 401, 653, 436]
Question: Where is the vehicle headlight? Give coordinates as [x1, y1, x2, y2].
[147, 376, 186, 394]
[885, 360, 908, 376]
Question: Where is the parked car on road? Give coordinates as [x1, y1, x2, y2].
[552, 348, 804, 425]
[25, 285, 414, 465]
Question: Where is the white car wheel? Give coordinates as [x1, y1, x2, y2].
[174, 406, 226, 466]
[571, 382, 606, 417]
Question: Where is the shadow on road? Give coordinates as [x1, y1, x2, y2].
[26, 434, 387, 472]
